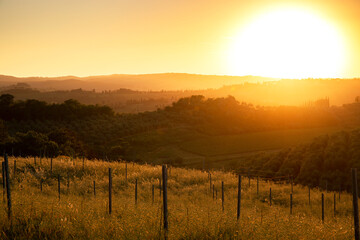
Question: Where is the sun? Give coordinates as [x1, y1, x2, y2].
[227, 8, 347, 79]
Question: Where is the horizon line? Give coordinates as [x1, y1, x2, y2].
[1, 72, 359, 80]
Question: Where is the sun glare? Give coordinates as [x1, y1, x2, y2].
[228, 8, 347, 79]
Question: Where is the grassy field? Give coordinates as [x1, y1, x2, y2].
[179, 127, 341, 157]
[0, 156, 356, 239]
[126, 126, 342, 169]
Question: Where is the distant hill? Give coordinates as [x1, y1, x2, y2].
[0, 73, 277, 91]
[2, 74, 360, 109]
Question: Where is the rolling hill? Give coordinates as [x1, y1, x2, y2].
[0, 73, 276, 91]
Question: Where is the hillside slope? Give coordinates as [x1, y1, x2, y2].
[0, 73, 275, 91]
[1, 94, 360, 192]
[233, 129, 360, 192]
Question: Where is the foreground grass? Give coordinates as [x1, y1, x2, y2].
[0, 156, 355, 239]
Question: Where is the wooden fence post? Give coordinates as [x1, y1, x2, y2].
[50, 158, 53, 174]
[2, 162, 5, 201]
[152, 184, 154, 204]
[269, 188, 272, 206]
[109, 168, 112, 214]
[213, 184, 215, 200]
[290, 193, 293, 215]
[237, 175, 241, 220]
[40, 179, 43, 192]
[162, 165, 168, 231]
[222, 181, 224, 212]
[58, 175, 61, 200]
[352, 168, 359, 240]
[322, 193, 324, 223]
[135, 179, 138, 205]
[93, 180, 96, 197]
[291, 176, 293, 193]
[34, 156, 36, 166]
[4, 154, 11, 219]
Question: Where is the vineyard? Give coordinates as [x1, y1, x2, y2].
[0, 156, 357, 239]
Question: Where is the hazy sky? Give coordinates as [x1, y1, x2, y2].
[1, 0, 359, 78]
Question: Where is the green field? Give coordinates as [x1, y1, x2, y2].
[0, 156, 356, 239]
[125, 126, 342, 169]
[179, 127, 341, 157]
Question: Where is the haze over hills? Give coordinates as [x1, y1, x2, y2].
[0, 73, 277, 91]
[1, 74, 360, 113]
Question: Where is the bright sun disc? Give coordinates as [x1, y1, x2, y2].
[228, 8, 346, 79]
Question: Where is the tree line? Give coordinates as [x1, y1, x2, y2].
[235, 129, 360, 193]
[0, 94, 114, 121]
[1, 93, 360, 181]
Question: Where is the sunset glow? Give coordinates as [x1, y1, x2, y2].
[0, 0, 359, 78]
[227, 8, 347, 79]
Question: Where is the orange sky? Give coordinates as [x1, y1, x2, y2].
[0, 0, 359, 78]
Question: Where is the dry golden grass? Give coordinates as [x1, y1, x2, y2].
[0, 156, 355, 239]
